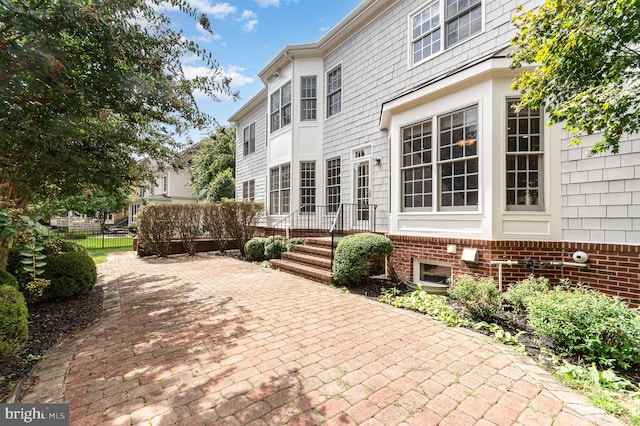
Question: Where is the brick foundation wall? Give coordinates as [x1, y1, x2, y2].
[134, 238, 239, 257]
[387, 235, 640, 306]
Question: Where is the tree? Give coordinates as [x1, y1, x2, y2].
[0, 0, 238, 268]
[43, 189, 130, 231]
[189, 125, 236, 201]
[510, 0, 640, 154]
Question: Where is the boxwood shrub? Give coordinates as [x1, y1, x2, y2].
[332, 233, 392, 286]
[528, 286, 640, 370]
[0, 284, 28, 360]
[244, 237, 267, 261]
[264, 235, 287, 259]
[41, 251, 97, 300]
[0, 269, 19, 290]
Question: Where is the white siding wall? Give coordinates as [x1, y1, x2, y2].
[562, 134, 640, 244]
[235, 98, 268, 204]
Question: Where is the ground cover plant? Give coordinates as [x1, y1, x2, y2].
[378, 274, 640, 424]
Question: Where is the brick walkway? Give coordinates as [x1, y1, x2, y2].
[22, 252, 622, 425]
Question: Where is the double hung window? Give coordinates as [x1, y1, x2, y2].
[301, 77, 317, 121]
[269, 164, 290, 215]
[300, 162, 316, 212]
[243, 123, 255, 156]
[270, 82, 292, 132]
[506, 99, 543, 210]
[327, 66, 342, 117]
[411, 0, 482, 64]
[401, 105, 479, 211]
[242, 180, 255, 201]
[326, 158, 341, 213]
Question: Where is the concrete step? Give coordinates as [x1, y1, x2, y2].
[281, 251, 332, 270]
[269, 259, 333, 284]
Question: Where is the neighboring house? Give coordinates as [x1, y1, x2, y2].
[128, 161, 197, 227]
[230, 0, 640, 304]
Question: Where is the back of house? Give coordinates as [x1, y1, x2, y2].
[230, 0, 640, 305]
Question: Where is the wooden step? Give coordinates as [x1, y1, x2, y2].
[281, 251, 332, 269]
[269, 259, 333, 284]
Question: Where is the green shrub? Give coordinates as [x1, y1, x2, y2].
[0, 269, 19, 290]
[287, 237, 305, 252]
[43, 237, 87, 256]
[528, 286, 640, 370]
[41, 251, 97, 300]
[448, 275, 501, 321]
[264, 235, 287, 259]
[0, 284, 28, 360]
[6, 247, 30, 289]
[332, 233, 392, 286]
[503, 275, 550, 312]
[245, 237, 267, 261]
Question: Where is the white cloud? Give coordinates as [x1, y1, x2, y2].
[182, 64, 254, 100]
[190, 1, 237, 19]
[224, 65, 255, 88]
[253, 0, 279, 6]
[239, 10, 258, 32]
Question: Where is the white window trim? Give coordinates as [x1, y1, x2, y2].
[326, 63, 343, 119]
[400, 103, 481, 213]
[300, 76, 317, 122]
[413, 258, 452, 286]
[407, 0, 485, 69]
[243, 122, 256, 156]
[269, 163, 291, 216]
[270, 81, 292, 134]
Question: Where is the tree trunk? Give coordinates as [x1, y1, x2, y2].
[0, 234, 10, 272]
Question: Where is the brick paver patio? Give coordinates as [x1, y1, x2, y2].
[21, 252, 622, 425]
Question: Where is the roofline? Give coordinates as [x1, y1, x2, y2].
[228, 87, 267, 123]
[257, 0, 397, 82]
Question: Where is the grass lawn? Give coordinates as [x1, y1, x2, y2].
[86, 246, 133, 264]
[73, 236, 133, 251]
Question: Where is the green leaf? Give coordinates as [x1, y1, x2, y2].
[20, 259, 33, 264]
[35, 262, 47, 267]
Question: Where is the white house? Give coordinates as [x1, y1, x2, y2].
[230, 0, 640, 304]
[128, 160, 197, 226]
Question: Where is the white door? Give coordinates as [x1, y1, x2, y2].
[354, 160, 370, 223]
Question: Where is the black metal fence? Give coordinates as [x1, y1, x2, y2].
[44, 227, 134, 250]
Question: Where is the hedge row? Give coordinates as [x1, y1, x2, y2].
[136, 201, 263, 257]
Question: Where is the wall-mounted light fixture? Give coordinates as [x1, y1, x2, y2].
[273, 70, 280, 78]
[375, 158, 381, 165]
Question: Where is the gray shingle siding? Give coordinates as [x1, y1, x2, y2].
[562, 136, 640, 244]
[235, 102, 268, 203]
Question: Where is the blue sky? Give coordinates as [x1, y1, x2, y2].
[157, 0, 363, 141]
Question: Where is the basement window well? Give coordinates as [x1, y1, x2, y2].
[413, 259, 452, 286]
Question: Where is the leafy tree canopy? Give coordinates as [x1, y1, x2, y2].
[38, 188, 130, 225]
[510, 0, 640, 153]
[0, 0, 238, 211]
[189, 125, 236, 201]
[0, 0, 238, 269]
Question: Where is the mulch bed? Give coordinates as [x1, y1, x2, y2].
[0, 287, 103, 403]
